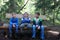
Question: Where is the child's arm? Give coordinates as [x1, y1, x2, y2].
[39, 18, 43, 26]
[32, 18, 36, 25]
[13, 18, 18, 26]
[16, 18, 18, 26]
[10, 18, 13, 25]
[21, 18, 24, 24]
[28, 18, 31, 23]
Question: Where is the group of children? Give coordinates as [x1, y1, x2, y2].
[9, 12, 44, 40]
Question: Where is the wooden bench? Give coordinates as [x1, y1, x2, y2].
[0, 13, 48, 36]
[5, 13, 47, 26]
[0, 13, 48, 33]
[1, 13, 60, 39]
[6, 13, 47, 20]
[0, 13, 48, 31]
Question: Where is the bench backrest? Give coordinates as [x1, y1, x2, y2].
[6, 13, 47, 20]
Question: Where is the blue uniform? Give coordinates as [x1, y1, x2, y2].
[9, 17, 18, 34]
[20, 17, 31, 28]
[21, 17, 31, 24]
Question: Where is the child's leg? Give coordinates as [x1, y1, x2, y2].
[40, 25, 44, 40]
[9, 24, 12, 36]
[20, 24, 25, 28]
[15, 25, 18, 33]
[15, 25, 19, 38]
[20, 24, 25, 32]
[32, 25, 36, 38]
[27, 24, 32, 28]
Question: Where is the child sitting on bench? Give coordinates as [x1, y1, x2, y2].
[9, 13, 18, 37]
[32, 12, 44, 40]
[20, 12, 32, 29]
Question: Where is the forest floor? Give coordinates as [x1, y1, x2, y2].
[0, 25, 60, 40]
[0, 20, 60, 40]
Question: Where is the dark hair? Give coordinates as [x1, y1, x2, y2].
[35, 12, 40, 15]
[24, 12, 28, 14]
[24, 12, 29, 15]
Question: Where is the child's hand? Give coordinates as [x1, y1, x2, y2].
[36, 25, 39, 27]
[37, 26, 40, 29]
[13, 24, 15, 27]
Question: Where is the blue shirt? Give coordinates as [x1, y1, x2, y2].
[21, 17, 31, 24]
[10, 17, 18, 26]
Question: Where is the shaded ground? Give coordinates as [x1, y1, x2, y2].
[0, 33, 59, 40]
[0, 25, 60, 40]
[0, 20, 60, 40]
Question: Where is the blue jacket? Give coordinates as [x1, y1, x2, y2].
[21, 17, 31, 24]
[10, 17, 18, 26]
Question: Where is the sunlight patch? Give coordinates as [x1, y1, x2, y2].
[48, 30, 59, 35]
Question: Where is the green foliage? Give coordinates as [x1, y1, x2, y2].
[0, 0, 60, 25]
[35, 0, 60, 25]
[0, 0, 24, 22]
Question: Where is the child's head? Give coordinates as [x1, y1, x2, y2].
[12, 13, 16, 18]
[23, 12, 29, 17]
[35, 12, 40, 18]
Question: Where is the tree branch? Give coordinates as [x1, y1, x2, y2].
[20, 0, 29, 10]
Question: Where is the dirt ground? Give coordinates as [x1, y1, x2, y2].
[0, 25, 60, 40]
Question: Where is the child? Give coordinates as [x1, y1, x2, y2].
[9, 13, 18, 37]
[20, 12, 32, 29]
[32, 12, 44, 40]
